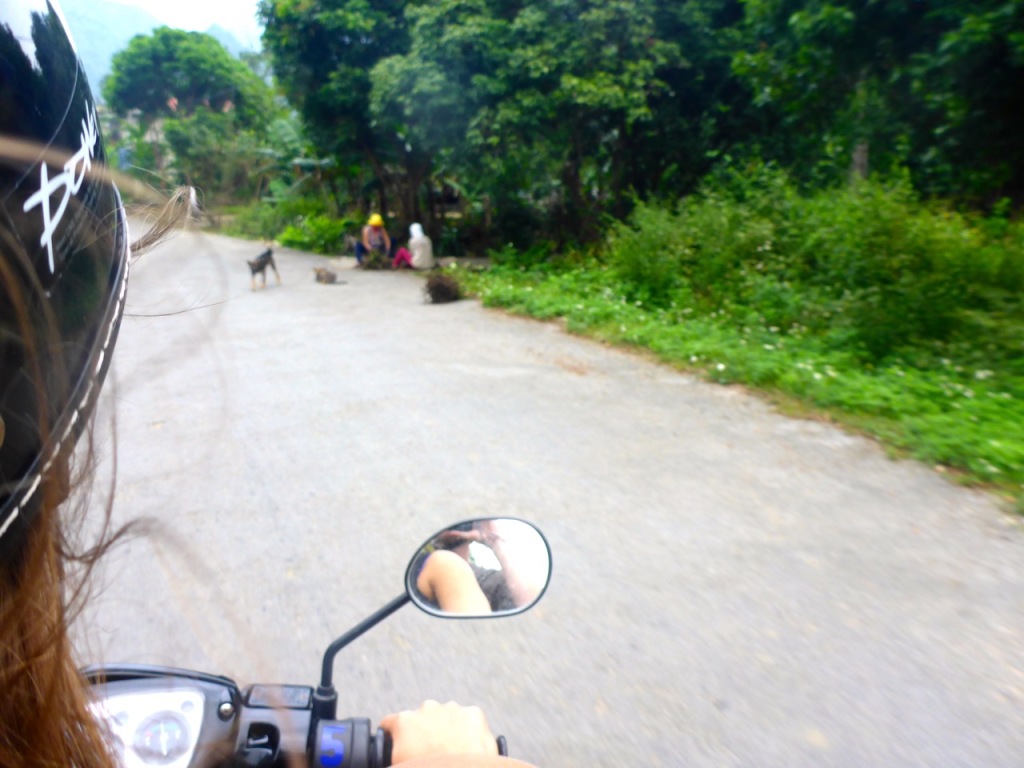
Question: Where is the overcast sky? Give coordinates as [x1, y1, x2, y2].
[110, 0, 263, 48]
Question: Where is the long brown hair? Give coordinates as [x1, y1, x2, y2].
[0, 187, 192, 768]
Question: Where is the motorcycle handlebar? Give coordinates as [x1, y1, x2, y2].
[312, 721, 506, 767]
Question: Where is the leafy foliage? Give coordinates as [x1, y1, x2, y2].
[104, 27, 273, 130]
[278, 215, 358, 255]
[258, 0, 414, 221]
[608, 169, 1021, 361]
[102, 26, 283, 204]
[223, 195, 327, 241]
[454, 183, 1024, 495]
[162, 111, 271, 200]
[256, 0, 1024, 250]
[733, 0, 1024, 201]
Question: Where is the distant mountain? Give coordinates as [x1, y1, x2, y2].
[205, 24, 251, 58]
[60, 0, 162, 94]
[58, 0, 256, 99]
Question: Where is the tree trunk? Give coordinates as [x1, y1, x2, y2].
[850, 140, 869, 182]
[362, 146, 389, 217]
[610, 116, 632, 220]
[425, 179, 437, 239]
[562, 127, 597, 242]
[325, 174, 345, 215]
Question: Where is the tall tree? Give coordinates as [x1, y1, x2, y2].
[624, 0, 754, 200]
[258, 0, 412, 214]
[104, 27, 273, 131]
[909, 0, 1024, 202]
[370, 0, 684, 242]
[104, 27, 276, 197]
[732, 0, 1024, 202]
[732, 0, 937, 181]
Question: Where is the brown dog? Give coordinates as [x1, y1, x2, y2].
[313, 267, 338, 284]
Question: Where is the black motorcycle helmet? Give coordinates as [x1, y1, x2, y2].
[0, 1, 130, 562]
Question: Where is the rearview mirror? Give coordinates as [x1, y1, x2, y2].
[406, 518, 551, 618]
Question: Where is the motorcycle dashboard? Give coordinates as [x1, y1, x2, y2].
[91, 686, 205, 768]
[86, 669, 240, 768]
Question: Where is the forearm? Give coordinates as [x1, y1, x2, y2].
[399, 758, 536, 768]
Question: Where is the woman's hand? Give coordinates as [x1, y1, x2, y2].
[380, 700, 499, 764]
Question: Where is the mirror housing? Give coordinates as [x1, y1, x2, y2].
[405, 518, 552, 619]
[314, 518, 552, 722]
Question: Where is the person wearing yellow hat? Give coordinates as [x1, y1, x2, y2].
[356, 212, 393, 266]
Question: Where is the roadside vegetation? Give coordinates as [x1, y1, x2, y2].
[457, 168, 1024, 505]
[99, 2, 1024, 504]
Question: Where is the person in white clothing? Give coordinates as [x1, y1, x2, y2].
[409, 222, 435, 269]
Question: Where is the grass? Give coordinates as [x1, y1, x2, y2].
[450, 253, 1024, 509]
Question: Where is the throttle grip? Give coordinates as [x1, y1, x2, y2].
[377, 727, 392, 766]
[372, 727, 507, 765]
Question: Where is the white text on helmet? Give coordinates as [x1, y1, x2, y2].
[22, 104, 99, 274]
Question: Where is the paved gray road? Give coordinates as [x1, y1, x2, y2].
[80, 227, 1024, 767]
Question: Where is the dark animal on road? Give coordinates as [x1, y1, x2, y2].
[425, 273, 461, 304]
[248, 248, 281, 291]
[314, 267, 338, 284]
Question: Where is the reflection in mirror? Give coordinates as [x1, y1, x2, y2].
[406, 518, 552, 619]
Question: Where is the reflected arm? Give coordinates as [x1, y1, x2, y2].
[416, 551, 491, 615]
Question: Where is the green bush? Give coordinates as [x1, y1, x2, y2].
[489, 240, 555, 270]
[790, 180, 972, 358]
[222, 196, 329, 241]
[614, 173, 1023, 362]
[452, 169, 1024, 500]
[607, 203, 687, 305]
[278, 214, 358, 255]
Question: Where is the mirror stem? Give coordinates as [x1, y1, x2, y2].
[313, 593, 410, 721]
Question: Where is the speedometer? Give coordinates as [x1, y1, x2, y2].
[133, 712, 191, 764]
[90, 688, 205, 768]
